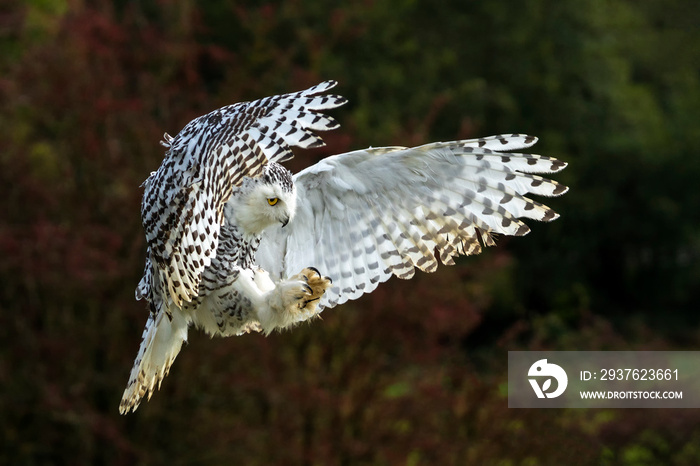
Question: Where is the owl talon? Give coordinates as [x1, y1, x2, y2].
[302, 297, 321, 307]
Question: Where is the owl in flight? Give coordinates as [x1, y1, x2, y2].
[120, 81, 567, 413]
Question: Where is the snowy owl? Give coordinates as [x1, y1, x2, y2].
[120, 81, 568, 413]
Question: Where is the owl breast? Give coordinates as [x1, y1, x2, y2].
[192, 223, 261, 305]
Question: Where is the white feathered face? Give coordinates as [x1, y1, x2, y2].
[229, 163, 297, 236]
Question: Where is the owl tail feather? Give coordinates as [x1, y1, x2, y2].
[119, 310, 189, 414]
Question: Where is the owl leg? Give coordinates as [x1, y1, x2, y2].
[254, 267, 332, 333]
[220, 267, 331, 334]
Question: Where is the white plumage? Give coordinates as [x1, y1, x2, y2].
[120, 81, 567, 414]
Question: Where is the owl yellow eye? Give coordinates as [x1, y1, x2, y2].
[267, 197, 279, 206]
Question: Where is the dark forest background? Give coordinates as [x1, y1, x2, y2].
[3, 1, 700, 464]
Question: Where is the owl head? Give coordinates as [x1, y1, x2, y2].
[227, 162, 297, 237]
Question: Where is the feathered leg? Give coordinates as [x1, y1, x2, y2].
[259, 267, 331, 333]
[216, 266, 331, 335]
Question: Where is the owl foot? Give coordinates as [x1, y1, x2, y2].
[286, 267, 332, 315]
[301, 267, 332, 308]
[260, 267, 332, 333]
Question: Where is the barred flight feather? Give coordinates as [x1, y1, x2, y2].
[259, 134, 568, 311]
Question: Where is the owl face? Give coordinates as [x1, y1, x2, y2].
[227, 163, 297, 237]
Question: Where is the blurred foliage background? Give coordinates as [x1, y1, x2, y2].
[2, 0, 700, 464]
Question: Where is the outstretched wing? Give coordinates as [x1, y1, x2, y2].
[257, 134, 567, 310]
[141, 81, 347, 307]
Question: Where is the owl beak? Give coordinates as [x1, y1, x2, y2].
[281, 216, 290, 228]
